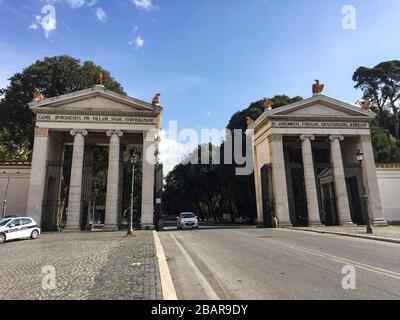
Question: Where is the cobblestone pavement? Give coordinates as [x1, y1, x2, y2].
[296, 225, 400, 240]
[0, 231, 163, 300]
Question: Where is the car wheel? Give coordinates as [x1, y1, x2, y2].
[0, 233, 5, 244]
[30, 230, 39, 240]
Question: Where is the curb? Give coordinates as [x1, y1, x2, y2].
[288, 228, 400, 244]
[153, 230, 178, 300]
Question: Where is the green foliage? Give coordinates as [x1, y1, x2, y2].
[370, 123, 400, 163]
[163, 144, 224, 220]
[227, 95, 302, 131]
[0, 55, 125, 159]
[353, 60, 400, 139]
[164, 96, 303, 220]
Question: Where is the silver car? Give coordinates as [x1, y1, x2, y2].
[177, 212, 199, 229]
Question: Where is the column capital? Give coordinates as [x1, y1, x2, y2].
[300, 135, 315, 141]
[106, 130, 124, 138]
[268, 134, 283, 142]
[70, 129, 88, 137]
[329, 135, 344, 142]
[35, 128, 49, 137]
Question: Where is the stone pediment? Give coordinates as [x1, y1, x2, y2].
[270, 95, 374, 118]
[249, 95, 375, 131]
[29, 85, 161, 115]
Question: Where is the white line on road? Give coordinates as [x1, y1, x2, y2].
[234, 230, 400, 281]
[153, 231, 177, 300]
[169, 233, 220, 300]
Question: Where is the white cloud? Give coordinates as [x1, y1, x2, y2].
[133, 0, 155, 12]
[129, 36, 144, 49]
[96, 7, 107, 22]
[67, 0, 85, 9]
[87, 0, 97, 6]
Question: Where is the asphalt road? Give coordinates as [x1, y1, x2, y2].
[159, 226, 400, 300]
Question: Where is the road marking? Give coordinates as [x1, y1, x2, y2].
[234, 230, 400, 281]
[169, 233, 220, 300]
[153, 230, 177, 300]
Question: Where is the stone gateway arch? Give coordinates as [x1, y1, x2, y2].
[26, 85, 162, 231]
[247, 94, 388, 228]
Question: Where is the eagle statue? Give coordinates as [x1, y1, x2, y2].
[94, 72, 107, 86]
[263, 98, 273, 111]
[34, 88, 45, 102]
[312, 80, 325, 95]
[152, 93, 161, 106]
[361, 100, 372, 112]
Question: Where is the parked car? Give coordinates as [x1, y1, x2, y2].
[177, 212, 199, 229]
[0, 217, 41, 244]
[4, 215, 18, 219]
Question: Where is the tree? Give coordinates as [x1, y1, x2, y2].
[227, 95, 303, 131]
[370, 122, 400, 163]
[0, 55, 125, 160]
[163, 95, 303, 222]
[353, 60, 400, 139]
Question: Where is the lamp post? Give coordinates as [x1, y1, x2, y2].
[127, 153, 138, 236]
[356, 150, 373, 234]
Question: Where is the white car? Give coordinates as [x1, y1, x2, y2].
[0, 217, 41, 244]
[177, 212, 199, 229]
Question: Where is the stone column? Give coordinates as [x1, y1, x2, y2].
[141, 131, 155, 229]
[358, 135, 387, 226]
[104, 130, 123, 231]
[65, 129, 88, 231]
[300, 135, 322, 226]
[269, 134, 291, 226]
[27, 128, 50, 225]
[329, 135, 353, 225]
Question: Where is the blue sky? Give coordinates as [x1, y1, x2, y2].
[1, 0, 400, 170]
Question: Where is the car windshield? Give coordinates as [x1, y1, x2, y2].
[182, 214, 195, 219]
[0, 219, 12, 227]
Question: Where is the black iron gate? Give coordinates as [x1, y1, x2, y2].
[260, 164, 274, 227]
[42, 161, 71, 231]
[288, 163, 308, 227]
[344, 162, 366, 225]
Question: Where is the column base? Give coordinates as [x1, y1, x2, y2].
[103, 224, 119, 232]
[278, 221, 293, 228]
[373, 218, 388, 227]
[141, 223, 155, 230]
[63, 226, 81, 233]
[339, 221, 355, 227]
[308, 221, 323, 227]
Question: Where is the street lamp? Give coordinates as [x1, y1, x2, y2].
[356, 150, 373, 234]
[127, 153, 138, 236]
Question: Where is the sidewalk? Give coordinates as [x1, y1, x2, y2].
[291, 225, 400, 244]
[0, 231, 163, 300]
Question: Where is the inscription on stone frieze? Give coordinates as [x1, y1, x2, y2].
[271, 121, 369, 129]
[37, 114, 155, 124]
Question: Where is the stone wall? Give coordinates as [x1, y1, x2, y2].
[376, 164, 400, 224]
[0, 163, 31, 218]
